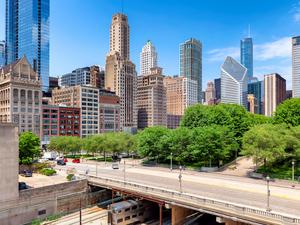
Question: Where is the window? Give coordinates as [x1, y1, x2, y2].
[117, 218, 123, 223]
[125, 208, 130, 212]
[38, 209, 46, 215]
[125, 216, 130, 221]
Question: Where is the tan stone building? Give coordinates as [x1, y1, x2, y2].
[137, 67, 167, 129]
[0, 56, 42, 136]
[105, 13, 137, 130]
[164, 76, 198, 128]
[205, 81, 216, 105]
[52, 85, 99, 137]
[247, 94, 258, 114]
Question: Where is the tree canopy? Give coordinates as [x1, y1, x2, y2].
[19, 132, 41, 164]
[274, 98, 300, 126]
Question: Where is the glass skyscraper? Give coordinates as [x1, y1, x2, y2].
[180, 38, 202, 103]
[0, 41, 5, 67]
[240, 37, 253, 79]
[6, 0, 49, 89]
[248, 78, 263, 114]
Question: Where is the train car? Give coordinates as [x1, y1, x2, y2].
[108, 200, 154, 225]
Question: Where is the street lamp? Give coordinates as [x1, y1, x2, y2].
[123, 160, 126, 182]
[266, 176, 271, 212]
[292, 159, 295, 182]
[179, 165, 183, 193]
[170, 152, 173, 172]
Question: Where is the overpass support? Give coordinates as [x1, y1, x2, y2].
[171, 205, 194, 225]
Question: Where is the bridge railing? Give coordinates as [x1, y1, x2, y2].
[86, 175, 300, 225]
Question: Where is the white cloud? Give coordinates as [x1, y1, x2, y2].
[207, 37, 291, 62]
[255, 37, 291, 61]
[206, 47, 239, 62]
[293, 2, 300, 22]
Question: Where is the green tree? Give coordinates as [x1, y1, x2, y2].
[274, 98, 300, 126]
[136, 126, 169, 160]
[19, 132, 41, 164]
[241, 124, 287, 169]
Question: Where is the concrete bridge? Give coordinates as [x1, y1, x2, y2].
[86, 175, 300, 225]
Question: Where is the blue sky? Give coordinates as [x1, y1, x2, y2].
[0, 0, 299, 89]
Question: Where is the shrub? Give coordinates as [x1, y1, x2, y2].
[40, 168, 56, 176]
[67, 174, 75, 181]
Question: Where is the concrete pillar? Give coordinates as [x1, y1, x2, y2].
[171, 205, 194, 225]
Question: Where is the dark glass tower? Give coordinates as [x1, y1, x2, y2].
[240, 37, 253, 79]
[180, 38, 202, 103]
[248, 78, 263, 114]
[5, 0, 49, 89]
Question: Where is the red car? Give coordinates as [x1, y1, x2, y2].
[64, 158, 68, 163]
[72, 158, 80, 163]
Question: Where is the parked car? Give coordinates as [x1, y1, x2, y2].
[57, 159, 66, 166]
[64, 158, 68, 163]
[21, 170, 32, 177]
[19, 182, 27, 190]
[72, 158, 80, 163]
[112, 163, 119, 169]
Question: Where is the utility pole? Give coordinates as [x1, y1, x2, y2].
[292, 159, 295, 182]
[170, 152, 173, 172]
[179, 166, 183, 193]
[123, 160, 126, 182]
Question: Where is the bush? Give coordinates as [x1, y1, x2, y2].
[40, 168, 56, 176]
[67, 174, 75, 181]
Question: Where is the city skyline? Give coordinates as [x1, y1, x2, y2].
[0, 0, 299, 89]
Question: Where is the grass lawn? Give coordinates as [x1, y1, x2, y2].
[257, 162, 300, 181]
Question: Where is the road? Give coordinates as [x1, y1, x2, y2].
[55, 161, 300, 218]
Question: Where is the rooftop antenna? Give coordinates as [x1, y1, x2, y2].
[121, 0, 124, 14]
[248, 24, 251, 38]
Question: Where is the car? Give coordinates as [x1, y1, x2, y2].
[112, 163, 119, 169]
[21, 170, 32, 177]
[72, 158, 80, 163]
[19, 182, 27, 190]
[57, 159, 66, 166]
[64, 158, 68, 163]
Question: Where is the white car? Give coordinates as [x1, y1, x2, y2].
[112, 163, 119, 169]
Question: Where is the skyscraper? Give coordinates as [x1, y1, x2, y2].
[205, 81, 215, 105]
[214, 78, 221, 102]
[5, 0, 49, 89]
[0, 41, 5, 67]
[180, 38, 202, 102]
[105, 13, 137, 130]
[292, 36, 300, 97]
[140, 40, 158, 75]
[264, 73, 286, 117]
[137, 67, 166, 129]
[240, 37, 253, 78]
[221, 56, 248, 108]
[248, 78, 263, 114]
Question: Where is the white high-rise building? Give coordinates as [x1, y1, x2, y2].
[221, 56, 248, 108]
[292, 36, 300, 97]
[140, 40, 158, 75]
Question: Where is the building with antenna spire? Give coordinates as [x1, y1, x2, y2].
[240, 26, 253, 79]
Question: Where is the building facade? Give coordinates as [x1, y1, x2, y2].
[41, 105, 80, 144]
[240, 37, 253, 78]
[6, 0, 50, 89]
[205, 81, 215, 105]
[292, 36, 300, 97]
[214, 78, 221, 102]
[52, 85, 99, 137]
[99, 90, 120, 133]
[137, 67, 167, 129]
[248, 78, 263, 114]
[105, 13, 137, 130]
[0, 41, 5, 67]
[90, 65, 105, 89]
[247, 94, 258, 114]
[180, 38, 202, 102]
[0, 56, 42, 136]
[264, 73, 286, 117]
[164, 76, 197, 128]
[140, 40, 158, 75]
[221, 56, 248, 108]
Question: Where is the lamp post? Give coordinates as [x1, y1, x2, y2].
[292, 159, 295, 182]
[123, 160, 126, 182]
[170, 153, 173, 172]
[266, 176, 271, 212]
[179, 165, 183, 193]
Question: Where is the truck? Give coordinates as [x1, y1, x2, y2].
[42, 152, 57, 160]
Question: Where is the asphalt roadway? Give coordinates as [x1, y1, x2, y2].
[55, 161, 300, 217]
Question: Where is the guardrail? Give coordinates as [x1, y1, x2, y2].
[86, 175, 300, 225]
